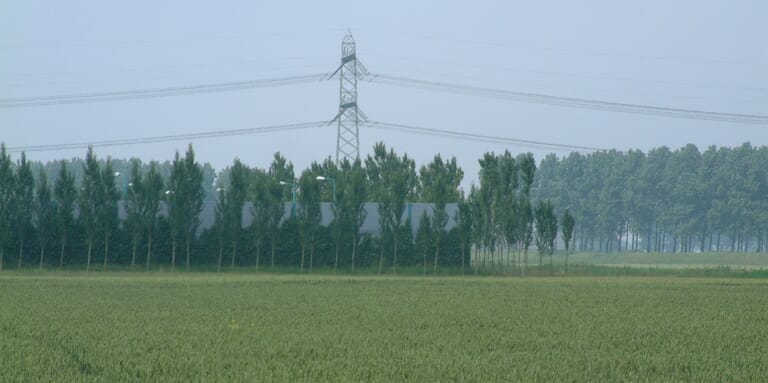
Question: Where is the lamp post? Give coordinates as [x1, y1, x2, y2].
[315, 176, 336, 205]
[316, 175, 339, 273]
[279, 180, 298, 217]
[114, 171, 127, 197]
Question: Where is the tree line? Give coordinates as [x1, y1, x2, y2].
[532, 143, 768, 253]
[4, 141, 764, 274]
[0, 142, 570, 274]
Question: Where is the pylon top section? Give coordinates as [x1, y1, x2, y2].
[342, 32, 356, 63]
[332, 31, 365, 165]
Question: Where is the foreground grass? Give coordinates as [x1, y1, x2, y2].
[1, 273, 768, 382]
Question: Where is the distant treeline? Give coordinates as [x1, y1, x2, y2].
[0, 142, 562, 273]
[532, 143, 768, 253]
[2, 141, 763, 273]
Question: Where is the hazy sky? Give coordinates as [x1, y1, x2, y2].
[2, 1, 766, 187]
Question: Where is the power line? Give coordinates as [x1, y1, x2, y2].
[363, 52, 767, 92]
[366, 120, 605, 153]
[6, 121, 329, 153]
[7, 119, 606, 155]
[368, 73, 768, 125]
[365, 64, 758, 105]
[0, 73, 331, 107]
[1, 54, 335, 79]
[0, 62, 336, 89]
[0, 28, 345, 50]
[355, 28, 768, 67]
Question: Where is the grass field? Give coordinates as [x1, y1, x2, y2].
[2, 273, 768, 382]
[567, 252, 768, 269]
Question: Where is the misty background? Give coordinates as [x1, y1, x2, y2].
[2, 1, 766, 187]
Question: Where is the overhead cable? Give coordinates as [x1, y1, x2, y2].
[367, 73, 768, 125]
[366, 120, 606, 153]
[0, 73, 331, 108]
[6, 121, 329, 153]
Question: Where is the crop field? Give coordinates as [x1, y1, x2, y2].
[2, 273, 768, 382]
[567, 252, 768, 269]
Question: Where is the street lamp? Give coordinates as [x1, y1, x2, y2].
[317, 175, 339, 273]
[114, 171, 127, 197]
[279, 180, 298, 217]
[315, 176, 336, 205]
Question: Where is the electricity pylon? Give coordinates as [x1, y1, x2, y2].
[330, 32, 368, 164]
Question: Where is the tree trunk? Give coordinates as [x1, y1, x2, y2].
[59, 232, 66, 270]
[433, 237, 440, 274]
[255, 238, 260, 272]
[334, 241, 339, 275]
[393, 228, 398, 274]
[522, 247, 528, 277]
[565, 244, 569, 274]
[186, 237, 192, 271]
[171, 238, 177, 272]
[0, 247, 3, 271]
[18, 239, 24, 270]
[230, 240, 237, 270]
[716, 232, 721, 252]
[146, 232, 153, 272]
[271, 236, 276, 271]
[103, 235, 109, 270]
[351, 230, 357, 274]
[217, 241, 223, 272]
[538, 252, 542, 272]
[131, 240, 137, 271]
[378, 243, 384, 275]
[309, 239, 314, 274]
[300, 246, 305, 273]
[86, 240, 92, 272]
[624, 224, 630, 252]
[39, 244, 45, 270]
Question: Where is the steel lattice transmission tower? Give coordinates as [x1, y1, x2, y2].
[330, 32, 368, 164]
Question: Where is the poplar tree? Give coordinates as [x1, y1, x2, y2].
[344, 158, 367, 273]
[226, 159, 248, 270]
[54, 161, 76, 270]
[0, 145, 15, 271]
[181, 145, 205, 270]
[80, 147, 101, 272]
[561, 210, 575, 273]
[15, 152, 34, 269]
[419, 154, 463, 273]
[100, 159, 119, 269]
[35, 169, 56, 269]
[143, 162, 164, 270]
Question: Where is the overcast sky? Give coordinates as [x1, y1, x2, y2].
[2, 1, 766, 187]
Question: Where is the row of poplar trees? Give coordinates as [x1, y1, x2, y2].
[532, 142, 768, 253]
[0, 142, 572, 273]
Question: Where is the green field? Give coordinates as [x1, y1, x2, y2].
[567, 252, 768, 269]
[2, 273, 768, 382]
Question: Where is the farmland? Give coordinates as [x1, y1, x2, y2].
[2, 273, 768, 382]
